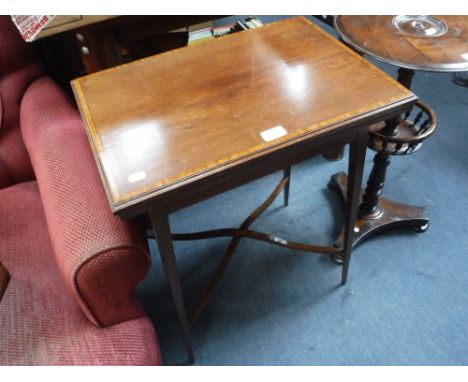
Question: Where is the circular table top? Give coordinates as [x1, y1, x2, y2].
[335, 16, 468, 72]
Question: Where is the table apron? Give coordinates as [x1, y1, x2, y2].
[166, 129, 356, 214]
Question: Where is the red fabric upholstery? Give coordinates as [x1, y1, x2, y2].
[0, 16, 37, 72]
[20, 76, 151, 327]
[0, 16, 162, 365]
[0, 182, 162, 365]
[0, 16, 42, 188]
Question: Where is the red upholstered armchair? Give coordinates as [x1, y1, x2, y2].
[0, 16, 161, 365]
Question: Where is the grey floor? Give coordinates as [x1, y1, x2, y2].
[136, 16, 468, 365]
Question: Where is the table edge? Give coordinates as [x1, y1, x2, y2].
[334, 16, 468, 73]
[71, 80, 120, 212]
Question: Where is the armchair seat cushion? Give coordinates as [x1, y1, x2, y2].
[0, 182, 161, 365]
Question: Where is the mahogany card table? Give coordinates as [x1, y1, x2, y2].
[72, 16, 416, 363]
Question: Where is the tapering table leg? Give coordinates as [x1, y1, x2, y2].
[149, 208, 194, 365]
[341, 128, 368, 284]
[283, 167, 291, 206]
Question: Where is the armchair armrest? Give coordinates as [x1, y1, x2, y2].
[20, 76, 151, 326]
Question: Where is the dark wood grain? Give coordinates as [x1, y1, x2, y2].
[72, 16, 414, 217]
[335, 16, 468, 72]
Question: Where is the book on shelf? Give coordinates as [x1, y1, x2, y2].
[188, 16, 264, 46]
[188, 27, 215, 46]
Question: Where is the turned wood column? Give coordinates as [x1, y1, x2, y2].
[359, 151, 391, 217]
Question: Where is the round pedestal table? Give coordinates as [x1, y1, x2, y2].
[330, 15, 468, 259]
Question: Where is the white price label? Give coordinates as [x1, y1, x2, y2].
[260, 125, 288, 142]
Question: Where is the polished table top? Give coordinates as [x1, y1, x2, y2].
[72, 16, 415, 216]
[335, 16, 468, 72]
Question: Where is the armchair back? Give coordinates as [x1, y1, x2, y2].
[0, 16, 43, 187]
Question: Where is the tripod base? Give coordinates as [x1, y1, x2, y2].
[329, 172, 428, 263]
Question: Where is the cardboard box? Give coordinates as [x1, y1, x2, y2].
[11, 15, 116, 42]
